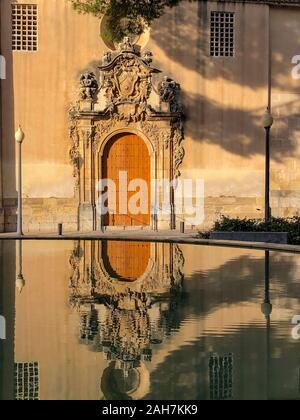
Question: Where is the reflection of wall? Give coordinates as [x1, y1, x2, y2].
[13, 240, 108, 401]
[2, 240, 300, 400]
[209, 353, 233, 401]
[0, 241, 15, 401]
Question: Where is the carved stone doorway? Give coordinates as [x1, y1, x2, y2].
[69, 37, 184, 232]
[102, 133, 151, 228]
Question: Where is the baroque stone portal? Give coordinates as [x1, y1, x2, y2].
[69, 37, 184, 231]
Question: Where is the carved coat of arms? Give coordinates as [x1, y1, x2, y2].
[103, 56, 154, 105]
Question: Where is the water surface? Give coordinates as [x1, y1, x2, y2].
[0, 240, 299, 400]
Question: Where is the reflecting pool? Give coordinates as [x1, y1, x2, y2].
[0, 240, 300, 400]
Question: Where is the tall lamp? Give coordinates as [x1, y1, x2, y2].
[262, 109, 274, 223]
[15, 126, 25, 236]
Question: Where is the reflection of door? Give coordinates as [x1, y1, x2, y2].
[102, 133, 150, 227]
[102, 241, 151, 282]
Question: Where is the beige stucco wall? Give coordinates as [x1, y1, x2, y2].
[0, 1, 300, 231]
[0, 5, 4, 231]
[1, 0, 103, 200]
[270, 7, 300, 217]
[150, 2, 269, 208]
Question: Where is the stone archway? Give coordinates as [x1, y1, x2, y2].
[69, 37, 184, 232]
[102, 133, 151, 227]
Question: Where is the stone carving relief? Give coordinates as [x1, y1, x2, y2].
[79, 72, 99, 101]
[69, 35, 184, 154]
[69, 108, 81, 191]
[158, 76, 182, 113]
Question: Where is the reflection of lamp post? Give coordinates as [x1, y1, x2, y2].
[15, 126, 25, 236]
[261, 250, 272, 400]
[261, 251, 272, 320]
[16, 240, 25, 294]
[262, 110, 274, 223]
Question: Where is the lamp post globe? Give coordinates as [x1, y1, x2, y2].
[15, 126, 25, 144]
[263, 109, 274, 129]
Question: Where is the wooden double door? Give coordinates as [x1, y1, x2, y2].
[102, 133, 150, 227]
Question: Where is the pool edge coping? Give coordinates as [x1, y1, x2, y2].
[0, 232, 300, 254]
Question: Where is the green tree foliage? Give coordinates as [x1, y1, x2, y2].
[70, 0, 190, 42]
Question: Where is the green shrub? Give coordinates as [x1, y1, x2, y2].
[202, 216, 300, 245]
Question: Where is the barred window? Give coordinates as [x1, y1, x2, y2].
[14, 362, 40, 401]
[210, 11, 234, 58]
[209, 353, 233, 400]
[12, 4, 38, 52]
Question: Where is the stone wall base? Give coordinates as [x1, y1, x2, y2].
[3, 198, 78, 233]
[2, 194, 300, 233]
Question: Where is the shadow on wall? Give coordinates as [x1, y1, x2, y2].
[151, 1, 300, 90]
[1, 0, 17, 232]
[182, 90, 300, 161]
[70, 1, 300, 164]
[149, 1, 300, 160]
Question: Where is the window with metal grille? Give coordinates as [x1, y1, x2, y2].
[12, 4, 38, 52]
[210, 11, 234, 58]
[209, 353, 233, 400]
[14, 362, 40, 400]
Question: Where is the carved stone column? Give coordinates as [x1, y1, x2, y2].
[78, 125, 96, 232]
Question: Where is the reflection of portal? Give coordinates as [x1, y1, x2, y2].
[69, 240, 185, 400]
[102, 241, 150, 282]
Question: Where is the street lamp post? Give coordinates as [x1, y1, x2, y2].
[15, 126, 25, 236]
[263, 109, 274, 224]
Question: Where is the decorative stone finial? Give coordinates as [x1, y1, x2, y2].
[79, 72, 99, 101]
[118, 36, 135, 53]
[142, 50, 153, 65]
[102, 51, 112, 66]
[158, 76, 181, 113]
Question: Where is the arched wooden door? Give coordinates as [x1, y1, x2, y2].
[102, 133, 150, 227]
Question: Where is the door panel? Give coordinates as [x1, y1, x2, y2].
[102, 133, 150, 227]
